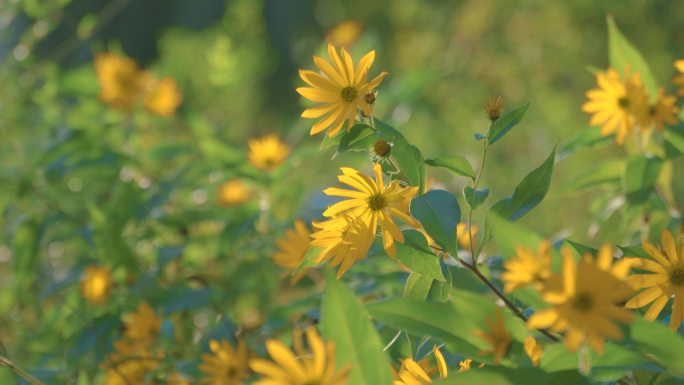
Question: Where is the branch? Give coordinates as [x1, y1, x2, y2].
[0, 356, 45, 385]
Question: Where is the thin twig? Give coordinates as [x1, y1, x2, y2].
[0, 356, 45, 385]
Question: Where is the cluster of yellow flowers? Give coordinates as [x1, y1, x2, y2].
[501, 229, 684, 358]
[80, 265, 113, 304]
[582, 65, 680, 145]
[94, 52, 182, 116]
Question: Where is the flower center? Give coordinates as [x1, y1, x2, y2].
[669, 267, 684, 286]
[341, 87, 358, 102]
[303, 381, 320, 385]
[225, 365, 238, 378]
[373, 140, 391, 157]
[648, 105, 657, 116]
[571, 292, 594, 312]
[617, 96, 630, 109]
[367, 193, 387, 211]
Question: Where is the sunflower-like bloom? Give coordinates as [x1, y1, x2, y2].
[80, 265, 112, 304]
[673, 60, 684, 96]
[322, 164, 420, 259]
[642, 88, 678, 131]
[248, 134, 291, 171]
[273, 220, 311, 283]
[218, 179, 251, 207]
[199, 339, 250, 385]
[122, 302, 162, 345]
[104, 339, 161, 385]
[528, 246, 634, 353]
[501, 241, 554, 293]
[524, 336, 543, 367]
[250, 328, 350, 385]
[625, 229, 684, 331]
[310, 215, 374, 277]
[475, 307, 512, 365]
[297, 44, 388, 137]
[582, 68, 648, 145]
[143, 76, 182, 117]
[393, 346, 448, 385]
[456, 223, 478, 251]
[95, 52, 145, 110]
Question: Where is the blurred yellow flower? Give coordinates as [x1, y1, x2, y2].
[199, 339, 250, 385]
[326, 20, 363, 47]
[393, 347, 447, 385]
[457, 358, 471, 373]
[273, 220, 311, 282]
[95, 52, 145, 110]
[311, 214, 374, 277]
[582, 68, 648, 145]
[123, 302, 162, 345]
[527, 246, 634, 353]
[167, 373, 192, 385]
[248, 134, 291, 171]
[322, 164, 419, 259]
[218, 179, 251, 206]
[297, 44, 387, 137]
[642, 88, 678, 131]
[104, 339, 160, 385]
[524, 336, 543, 367]
[143, 76, 183, 117]
[80, 265, 112, 304]
[501, 240, 553, 293]
[250, 328, 350, 385]
[456, 223, 478, 250]
[673, 60, 684, 96]
[475, 307, 511, 365]
[625, 229, 684, 331]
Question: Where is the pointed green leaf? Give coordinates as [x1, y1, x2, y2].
[608, 16, 658, 97]
[489, 103, 531, 144]
[624, 155, 663, 205]
[320, 272, 393, 385]
[410, 190, 460, 258]
[464, 186, 489, 210]
[425, 156, 475, 180]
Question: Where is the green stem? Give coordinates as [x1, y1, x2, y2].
[469, 136, 489, 265]
[0, 356, 45, 385]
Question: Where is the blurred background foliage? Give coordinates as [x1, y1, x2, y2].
[1, 0, 684, 383]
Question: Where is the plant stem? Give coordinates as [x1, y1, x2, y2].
[468, 138, 489, 264]
[0, 356, 45, 385]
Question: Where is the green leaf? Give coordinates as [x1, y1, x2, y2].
[561, 159, 624, 193]
[629, 317, 684, 374]
[374, 119, 409, 143]
[392, 141, 426, 193]
[410, 190, 460, 258]
[335, 124, 377, 156]
[404, 272, 433, 300]
[425, 156, 476, 180]
[320, 272, 393, 385]
[291, 247, 322, 277]
[558, 127, 614, 160]
[565, 240, 598, 257]
[540, 343, 649, 382]
[488, 103, 531, 144]
[490, 147, 555, 221]
[433, 368, 589, 385]
[664, 124, 684, 158]
[607, 15, 658, 98]
[624, 155, 663, 205]
[395, 239, 445, 282]
[464, 187, 489, 210]
[12, 219, 41, 295]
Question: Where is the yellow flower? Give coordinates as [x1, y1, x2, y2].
[485, 96, 504, 121]
[326, 20, 363, 47]
[322, 164, 420, 258]
[123, 302, 162, 345]
[167, 373, 192, 385]
[456, 223, 478, 250]
[582, 68, 648, 145]
[297, 44, 388, 137]
[457, 359, 471, 373]
[310, 214, 374, 277]
[475, 307, 512, 365]
[642, 88, 678, 131]
[625, 229, 684, 331]
[527, 246, 634, 353]
[104, 339, 160, 385]
[248, 134, 291, 171]
[80, 265, 112, 304]
[94, 52, 145, 110]
[273, 220, 311, 282]
[501, 241, 553, 293]
[393, 346, 447, 385]
[250, 328, 350, 385]
[673, 60, 684, 96]
[218, 179, 251, 206]
[524, 336, 543, 367]
[199, 339, 250, 385]
[143, 76, 182, 117]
